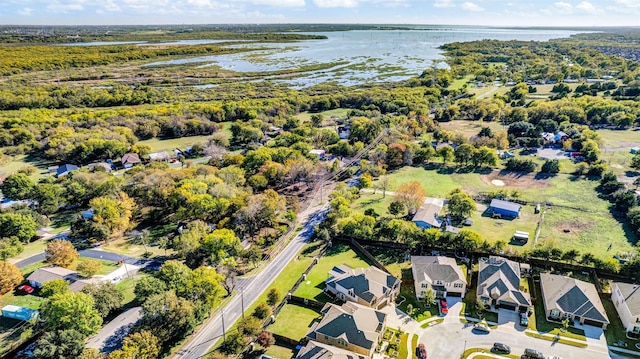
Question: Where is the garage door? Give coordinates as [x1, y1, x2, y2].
[498, 302, 517, 310]
[583, 318, 604, 328]
[448, 292, 463, 297]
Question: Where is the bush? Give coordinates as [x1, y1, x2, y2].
[252, 302, 271, 320]
[505, 158, 537, 172]
[541, 159, 560, 174]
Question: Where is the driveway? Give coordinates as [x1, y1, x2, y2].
[86, 307, 142, 353]
[538, 148, 570, 160]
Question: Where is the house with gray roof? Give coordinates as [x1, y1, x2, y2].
[325, 264, 400, 309]
[612, 282, 640, 334]
[411, 198, 444, 229]
[306, 302, 386, 358]
[27, 266, 99, 293]
[540, 273, 609, 328]
[296, 340, 367, 359]
[477, 256, 531, 312]
[411, 256, 467, 299]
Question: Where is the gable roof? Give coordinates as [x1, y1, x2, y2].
[412, 198, 444, 228]
[121, 153, 141, 165]
[489, 199, 521, 213]
[56, 164, 79, 176]
[88, 162, 112, 172]
[540, 273, 609, 324]
[613, 282, 640, 317]
[296, 341, 367, 359]
[411, 256, 466, 285]
[326, 265, 399, 305]
[478, 256, 530, 306]
[27, 266, 78, 285]
[307, 302, 385, 352]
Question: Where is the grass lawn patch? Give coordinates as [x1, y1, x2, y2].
[384, 329, 409, 359]
[411, 334, 418, 359]
[420, 318, 444, 328]
[462, 347, 520, 359]
[71, 257, 116, 275]
[116, 272, 151, 308]
[294, 242, 372, 301]
[7, 239, 47, 263]
[0, 290, 45, 310]
[268, 304, 321, 341]
[262, 342, 296, 359]
[295, 109, 349, 123]
[352, 192, 396, 217]
[524, 331, 588, 348]
[438, 120, 505, 141]
[137, 135, 213, 153]
[100, 237, 172, 258]
[465, 205, 539, 250]
[602, 296, 640, 349]
[361, 245, 408, 279]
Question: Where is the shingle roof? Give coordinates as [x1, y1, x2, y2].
[489, 199, 521, 213]
[296, 341, 367, 359]
[307, 302, 386, 352]
[613, 282, 640, 317]
[27, 266, 78, 285]
[121, 153, 141, 165]
[478, 256, 530, 306]
[411, 256, 466, 286]
[56, 164, 79, 176]
[540, 273, 609, 324]
[326, 265, 399, 305]
[412, 198, 444, 228]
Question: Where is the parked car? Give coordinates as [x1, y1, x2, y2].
[17, 285, 34, 294]
[548, 356, 563, 359]
[416, 343, 427, 358]
[491, 343, 510, 354]
[520, 312, 529, 327]
[523, 348, 545, 359]
[473, 323, 491, 333]
[439, 298, 448, 314]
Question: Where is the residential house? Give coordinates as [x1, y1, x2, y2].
[412, 198, 444, 230]
[611, 282, 640, 334]
[121, 153, 141, 169]
[27, 266, 99, 293]
[325, 264, 400, 309]
[306, 302, 386, 358]
[488, 199, 521, 219]
[296, 340, 367, 359]
[477, 256, 531, 312]
[411, 256, 467, 299]
[540, 273, 609, 328]
[148, 151, 172, 162]
[56, 164, 79, 178]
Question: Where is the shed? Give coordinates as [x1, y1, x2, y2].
[1, 305, 38, 321]
[631, 147, 639, 154]
[513, 231, 529, 242]
[488, 199, 521, 219]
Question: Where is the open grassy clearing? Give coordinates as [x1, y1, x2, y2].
[137, 134, 213, 153]
[351, 192, 396, 217]
[295, 108, 349, 123]
[261, 343, 296, 359]
[438, 120, 506, 140]
[0, 154, 51, 181]
[0, 290, 45, 310]
[100, 236, 174, 258]
[294, 242, 372, 301]
[268, 303, 321, 340]
[6, 239, 47, 264]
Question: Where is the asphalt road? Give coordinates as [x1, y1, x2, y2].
[14, 248, 160, 270]
[86, 307, 143, 352]
[173, 205, 330, 359]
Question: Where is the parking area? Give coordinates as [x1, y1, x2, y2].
[538, 148, 570, 160]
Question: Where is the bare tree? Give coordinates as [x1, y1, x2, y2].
[380, 175, 390, 198]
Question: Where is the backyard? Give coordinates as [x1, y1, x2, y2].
[267, 303, 321, 341]
[293, 242, 372, 301]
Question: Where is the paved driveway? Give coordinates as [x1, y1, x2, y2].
[86, 307, 142, 353]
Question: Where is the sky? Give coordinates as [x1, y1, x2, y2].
[1, 0, 640, 26]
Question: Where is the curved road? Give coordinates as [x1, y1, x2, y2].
[173, 205, 329, 359]
[14, 248, 160, 271]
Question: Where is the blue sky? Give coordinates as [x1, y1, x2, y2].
[2, 0, 640, 26]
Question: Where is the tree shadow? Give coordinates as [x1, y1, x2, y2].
[625, 170, 640, 177]
[323, 242, 352, 257]
[534, 172, 557, 180]
[300, 242, 323, 256]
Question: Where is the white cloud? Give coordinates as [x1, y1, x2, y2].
[433, 0, 454, 8]
[247, 0, 305, 7]
[313, 0, 358, 7]
[552, 1, 573, 13]
[18, 7, 33, 15]
[461, 1, 483, 12]
[575, 1, 599, 14]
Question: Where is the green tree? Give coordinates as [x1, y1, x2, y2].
[183, 266, 225, 306]
[82, 282, 124, 318]
[632, 155, 640, 170]
[33, 329, 86, 359]
[0, 212, 38, 243]
[310, 114, 324, 127]
[203, 228, 242, 266]
[358, 173, 373, 189]
[239, 316, 263, 336]
[45, 239, 79, 268]
[541, 159, 561, 174]
[454, 143, 474, 166]
[157, 260, 192, 293]
[253, 301, 271, 320]
[0, 173, 35, 200]
[113, 330, 161, 359]
[134, 276, 168, 303]
[0, 236, 23, 260]
[220, 331, 245, 355]
[40, 279, 70, 298]
[76, 259, 102, 277]
[447, 188, 477, 220]
[388, 201, 406, 217]
[0, 261, 23, 295]
[437, 145, 454, 165]
[40, 292, 102, 336]
[90, 192, 136, 237]
[424, 287, 436, 307]
[267, 288, 281, 306]
[141, 291, 196, 344]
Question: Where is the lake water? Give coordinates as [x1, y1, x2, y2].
[145, 27, 584, 88]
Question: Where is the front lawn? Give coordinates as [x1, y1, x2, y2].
[602, 296, 640, 349]
[396, 268, 440, 322]
[268, 304, 321, 341]
[0, 290, 44, 310]
[294, 242, 372, 301]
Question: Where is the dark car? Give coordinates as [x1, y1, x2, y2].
[520, 312, 529, 326]
[17, 285, 34, 294]
[523, 348, 544, 359]
[439, 298, 448, 315]
[491, 343, 510, 354]
[416, 343, 427, 358]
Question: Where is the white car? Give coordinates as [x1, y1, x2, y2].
[473, 323, 491, 333]
[548, 357, 563, 359]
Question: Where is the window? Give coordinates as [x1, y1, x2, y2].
[434, 280, 442, 285]
[550, 309, 560, 318]
[633, 326, 640, 334]
[421, 283, 427, 288]
[454, 283, 464, 288]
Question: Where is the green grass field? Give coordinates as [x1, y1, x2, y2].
[268, 304, 321, 341]
[294, 242, 372, 301]
[295, 108, 349, 123]
[0, 290, 45, 310]
[137, 134, 213, 153]
[438, 120, 506, 140]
